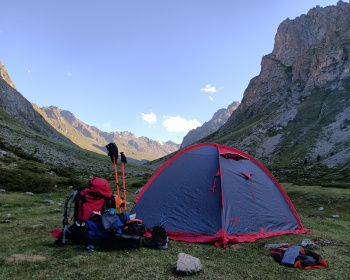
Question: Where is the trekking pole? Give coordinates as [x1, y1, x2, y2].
[113, 155, 122, 213]
[106, 143, 122, 213]
[120, 152, 127, 212]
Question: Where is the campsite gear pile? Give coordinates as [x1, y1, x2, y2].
[131, 143, 310, 248]
[52, 143, 168, 250]
[271, 245, 327, 269]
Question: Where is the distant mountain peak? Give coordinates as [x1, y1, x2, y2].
[180, 101, 240, 148]
[0, 62, 17, 90]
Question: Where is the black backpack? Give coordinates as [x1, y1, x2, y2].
[271, 245, 327, 269]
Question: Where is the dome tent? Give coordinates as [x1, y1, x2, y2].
[131, 143, 309, 247]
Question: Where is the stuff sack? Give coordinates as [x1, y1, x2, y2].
[53, 176, 115, 245]
[84, 218, 143, 250]
[271, 245, 327, 269]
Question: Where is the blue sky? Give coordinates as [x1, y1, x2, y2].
[0, 0, 341, 144]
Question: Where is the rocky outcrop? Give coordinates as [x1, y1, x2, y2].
[215, 1, 350, 168]
[180, 101, 240, 148]
[238, 1, 350, 111]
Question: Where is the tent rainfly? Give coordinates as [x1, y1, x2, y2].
[131, 143, 310, 247]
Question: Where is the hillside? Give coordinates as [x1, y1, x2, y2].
[202, 1, 350, 181]
[0, 62, 72, 144]
[0, 61, 153, 176]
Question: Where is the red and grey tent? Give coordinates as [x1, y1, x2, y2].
[131, 143, 309, 247]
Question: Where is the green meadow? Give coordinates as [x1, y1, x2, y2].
[1, 180, 349, 280]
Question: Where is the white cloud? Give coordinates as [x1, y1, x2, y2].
[141, 111, 157, 124]
[27, 69, 31, 73]
[200, 84, 216, 93]
[102, 123, 111, 128]
[163, 116, 201, 132]
[66, 71, 72, 77]
[209, 96, 213, 101]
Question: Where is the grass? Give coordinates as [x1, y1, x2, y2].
[1, 181, 349, 280]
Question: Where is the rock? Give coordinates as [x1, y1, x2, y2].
[7, 213, 11, 218]
[0, 189, 6, 192]
[68, 186, 73, 189]
[332, 215, 340, 218]
[318, 207, 324, 211]
[25, 192, 34, 196]
[44, 200, 54, 204]
[301, 239, 319, 250]
[135, 187, 143, 194]
[264, 243, 290, 248]
[57, 203, 62, 206]
[176, 253, 202, 275]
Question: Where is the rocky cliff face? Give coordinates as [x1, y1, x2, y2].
[0, 63, 71, 143]
[34, 105, 180, 162]
[180, 101, 240, 148]
[212, 1, 350, 169]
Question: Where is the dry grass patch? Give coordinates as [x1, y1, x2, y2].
[5, 254, 49, 262]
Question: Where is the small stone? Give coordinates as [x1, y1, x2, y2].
[7, 213, 11, 218]
[45, 200, 54, 204]
[31, 224, 43, 228]
[57, 203, 62, 206]
[264, 243, 290, 248]
[318, 207, 324, 211]
[0, 189, 6, 193]
[135, 187, 144, 194]
[176, 253, 202, 275]
[25, 192, 34, 196]
[332, 215, 340, 218]
[68, 186, 73, 189]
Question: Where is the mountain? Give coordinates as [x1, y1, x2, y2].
[180, 101, 240, 148]
[0, 62, 71, 144]
[0, 62, 112, 169]
[199, 2, 350, 181]
[33, 105, 180, 162]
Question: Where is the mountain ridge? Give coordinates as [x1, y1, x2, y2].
[180, 101, 240, 148]
[33, 105, 180, 162]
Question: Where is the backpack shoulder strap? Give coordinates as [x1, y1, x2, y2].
[61, 187, 86, 244]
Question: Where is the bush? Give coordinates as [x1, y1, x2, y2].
[321, 183, 350, 189]
[0, 169, 55, 193]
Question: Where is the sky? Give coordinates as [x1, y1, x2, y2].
[0, 0, 342, 144]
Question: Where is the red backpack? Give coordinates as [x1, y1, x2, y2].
[76, 177, 113, 221]
[56, 176, 116, 244]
